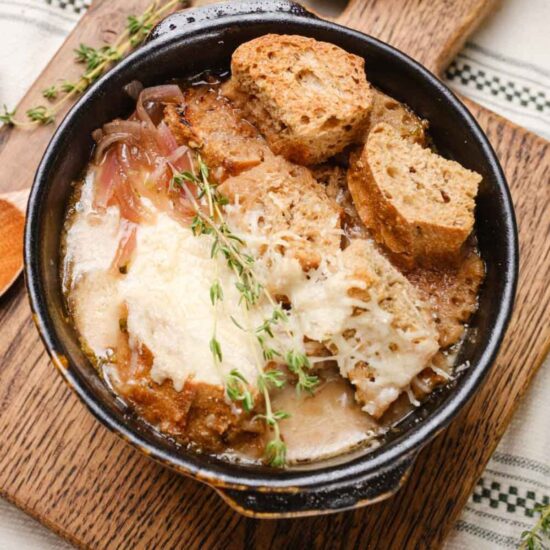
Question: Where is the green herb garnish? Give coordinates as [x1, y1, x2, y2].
[170, 156, 320, 466]
[1, 0, 188, 128]
[520, 503, 550, 549]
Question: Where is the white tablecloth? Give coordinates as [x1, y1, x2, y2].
[0, 1, 548, 548]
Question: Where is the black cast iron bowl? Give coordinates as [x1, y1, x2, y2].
[24, 0, 518, 518]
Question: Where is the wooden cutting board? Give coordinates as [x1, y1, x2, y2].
[0, 0, 548, 548]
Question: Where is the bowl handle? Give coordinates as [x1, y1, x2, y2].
[215, 454, 415, 518]
[149, 0, 318, 42]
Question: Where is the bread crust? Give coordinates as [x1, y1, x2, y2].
[226, 34, 373, 165]
[406, 248, 485, 348]
[111, 336, 264, 453]
[366, 89, 428, 146]
[219, 155, 342, 271]
[164, 85, 272, 181]
[348, 123, 481, 267]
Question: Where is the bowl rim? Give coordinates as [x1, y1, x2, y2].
[24, 10, 519, 492]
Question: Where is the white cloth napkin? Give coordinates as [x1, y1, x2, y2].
[0, 1, 548, 548]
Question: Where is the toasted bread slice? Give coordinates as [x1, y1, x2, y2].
[338, 239, 439, 418]
[407, 249, 485, 348]
[164, 85, 272, 181]
[348, 123, 481, 267]
[312, 164, 368, 239]
[226, 34, 372, 165]
[219, 155, 342, 271]
[112, 336, 263, 453]
[367, 89, 428, 146]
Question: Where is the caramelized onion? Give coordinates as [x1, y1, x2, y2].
[94, 148, 120, 210]
[123, 80, 144, 101]
[149, 158, 169, 189]
[91, 84, 194, 226]
[103, 120, 144, 138]
[94, 133, 137, 164]
[157, 121, 179, 155]
[136, 85, 185, 129]
[172, 194, 196, 225]
[111, 221, 137, 274]
[169, 146, 194, 172]
[110, 174, 148, 224]
[94, 121, 146, 164]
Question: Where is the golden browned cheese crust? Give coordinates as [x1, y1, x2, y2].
[347, 123, 481, 268]
[338, 240, 439, 418]
[110, 336, 263, 453]
[219, 155, 342, 271]
[226, 34, 372, 165]
[164, 85, 273, 181]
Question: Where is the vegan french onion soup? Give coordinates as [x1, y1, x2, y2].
[61, 35, 484, 467]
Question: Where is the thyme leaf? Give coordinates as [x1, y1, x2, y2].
[42, 85, 58, 100]
[3, 0, 189, 128]
[26, 106, 54, 125]
[226, 369, 254, 412]
[258, 370, 286, 392]
[286, 350, 319, 394]
[75, 44, 121, 72]
[265, 438, 287, 468]
[0, 105, 16, 126]
[520, 503, 550, 550]
[210, 280, 223, 306]
[209, 337, 223, 363]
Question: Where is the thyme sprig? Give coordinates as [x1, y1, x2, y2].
[1, 0, 188, 129]
[520, 503, 550, 550]
[0, 105, 16, 125]
[170, 156, 320, 466]
[172, 158, 319, 394]
[226, 369, 254, 412]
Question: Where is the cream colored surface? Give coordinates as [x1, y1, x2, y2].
[66, 171, 436, 412]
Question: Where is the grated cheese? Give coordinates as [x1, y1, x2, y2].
[65, 171, 439, 415]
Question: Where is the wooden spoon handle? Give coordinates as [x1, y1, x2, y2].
[336, 0, 498, 74]
[0, 193, 26, 296]
[0, 189, 29, 213]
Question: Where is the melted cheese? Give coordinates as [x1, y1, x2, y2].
[119, 213, 265, 390]
[285, 261, 437, 415]
[225, 204, 439, 415]
[65, 172, 438, 414]
[72, 270, 121, 355]
[63, 173, 123, 356]
[63, 172, 122, 285]
[65, 173, 267, 389]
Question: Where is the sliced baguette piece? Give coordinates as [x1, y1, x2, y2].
[366, 89, 428, 146]
[348, 123, 481, 267]
[226, 34, 373, 165]
[338, 239, 439, 418]
[218, 155, 342, 271]
[407, 248, 485, 348]
[311, 164, 368, 239]
[164, 85, 273, 181]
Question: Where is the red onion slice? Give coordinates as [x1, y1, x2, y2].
[157, 121, 179, 155]
[136, 84, 185, 130]
[111, 220, 138, 274]
[109, 171, 148, 224]
[94, 148, 120, 210]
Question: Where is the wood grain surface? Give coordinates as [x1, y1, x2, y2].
[0, 0, 549, 548]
